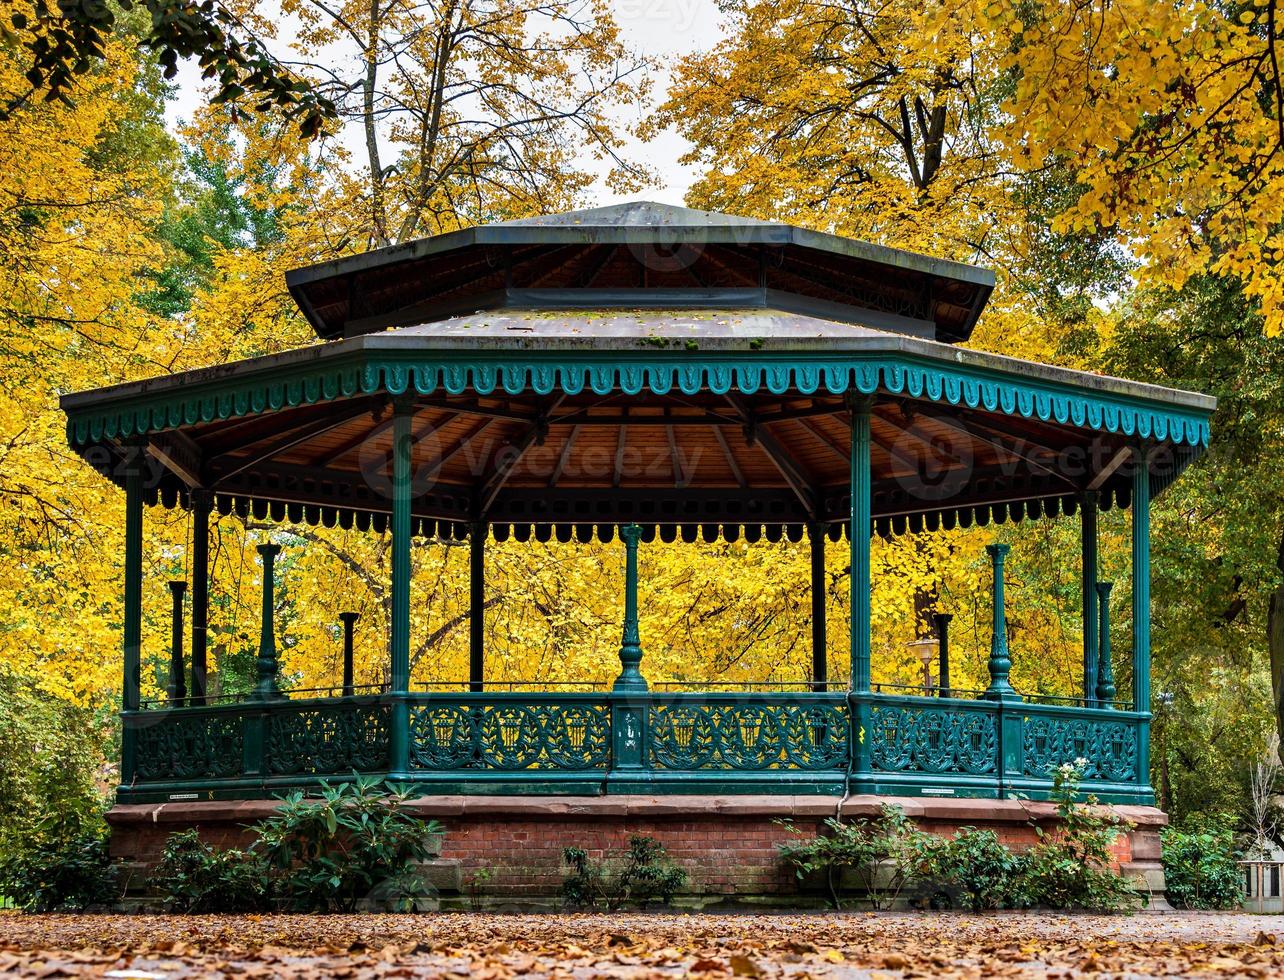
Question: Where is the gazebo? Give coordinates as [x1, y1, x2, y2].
[63, 202, 1213, 899]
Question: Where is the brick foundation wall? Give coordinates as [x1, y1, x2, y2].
[106, 795, 1167, 905]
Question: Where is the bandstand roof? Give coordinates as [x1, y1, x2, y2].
[60, 204, 1216, 544]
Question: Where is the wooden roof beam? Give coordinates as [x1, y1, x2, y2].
[148, 430, 204, 488]
[712, 425, 747, 488]
[666, 425, 690, 488]
[938, 411, 1077, 486]
[1088, 445, 1133, 491]
[612, 425, 628, 487]
[726, 393, 818, 517]
[548, 425, 581, 488]
[211, 403, 378, 486]
[479, 394, 566, 515]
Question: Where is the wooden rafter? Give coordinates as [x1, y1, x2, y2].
[576, 244, 619, 287]
[796, 417, 848, 465]
[613, 425, 628, 487]
[428, 417, 497, 482]
[149, 430, 204, 487]
[935, 411, 1076, 486]
[873, 406, 966, 468]
[1088, 446, 1132, 490]
[479, 394, 566, 514]
[666, 425, 689, 488]
[211, 404, 376, 485]
[712, 425, 747, 488]
[754, 401, 847, 425]
[726, 393, 818, 516]
[547, 425, 581, 488]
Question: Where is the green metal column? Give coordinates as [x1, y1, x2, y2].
[808, 522, 827, 691]
[984, 543, 1020, 701]
[613, 524, 648, 692]
[1081, 490, 1100, 705]
[933, 612, 953, 698]
[848, 396, 873, 778]
[167, 580, 187, 704]
[189, 489, 211, 705]
[1095, 581, 1116, 704]
[610, 523, 649, 786]
[389, 404, 413, 775]
[1132, 447, 1152, 789]
[253, 544, 284, 700]
[121, 447, 144, 786]
[339, 611, 358, 696]
[849, 397, 872, 692]
[469, 521, 485, 693]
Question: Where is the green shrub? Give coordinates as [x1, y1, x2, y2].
[0, 817, 118, 912]
[778, 805, 932, 909]
[1017, 763, 1137, 912]
[1161, 816, 1244, 910]
[561, 835, 687, 909]
[0, 674, 114, 912]
[912, 827, 1029, 911]
[251, 774, 442, 912]
[153, 830, 270, 912]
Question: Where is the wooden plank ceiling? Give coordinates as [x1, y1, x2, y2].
[158, 386, 1131, 530]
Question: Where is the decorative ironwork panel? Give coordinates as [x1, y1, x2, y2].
[649, 700, 848, 771]
[266, 703, 390, 776]
[134, 711, 243, 782]
[1022, 714, 1138, 782]
[869, 702, 998, 775]
[409, 701, 611, 771]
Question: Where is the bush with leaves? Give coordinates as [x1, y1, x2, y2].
[1161, 816, 1245, 910]
[912, 827, 1030, 911]
[0, 677, 117, 913]
[0, 816, 117, 912]
[778, 805, 932, 909]
[153, 830, 271, 913]
[251, 775, 442, 912]
[561, 835, 687, 910]
[1017, 763, 1137, 912]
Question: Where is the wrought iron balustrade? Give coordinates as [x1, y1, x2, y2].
[120, 688, 1151, 804]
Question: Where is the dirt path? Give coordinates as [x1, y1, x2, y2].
[2, 910, 1281, 978]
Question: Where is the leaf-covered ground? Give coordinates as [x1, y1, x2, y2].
[1, 911, 1280, 978]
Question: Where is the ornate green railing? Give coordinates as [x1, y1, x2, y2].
[119, 690, 1151, 804]
[856, 694, 1145, 801]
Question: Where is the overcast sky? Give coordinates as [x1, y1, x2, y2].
[165, 0, 726, 209]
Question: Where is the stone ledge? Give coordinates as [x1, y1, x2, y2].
[106, 794, 1168, 827]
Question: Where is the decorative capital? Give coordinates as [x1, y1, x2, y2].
[391, 393, 418, 416]
[986, 542, 1010, 562]
[339, 611, 360, 626]
[257, 543, 282, 560]
[168, 580, 187, 597]
[843, 391, 874, 414]
[620, 523, 642, 547]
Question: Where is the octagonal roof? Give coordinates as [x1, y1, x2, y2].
[286, 201, 996, 344]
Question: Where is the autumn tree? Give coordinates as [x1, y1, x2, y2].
[986, 0, 1284, 336]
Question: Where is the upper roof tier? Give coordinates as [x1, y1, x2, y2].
[286, 201, 996, 344]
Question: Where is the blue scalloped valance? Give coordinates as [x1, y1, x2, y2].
[66, 353, 1212, 448]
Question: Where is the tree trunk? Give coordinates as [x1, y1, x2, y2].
[1269, 533, 1284, 766]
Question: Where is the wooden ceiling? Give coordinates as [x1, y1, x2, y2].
[141, 385, 1141, 535]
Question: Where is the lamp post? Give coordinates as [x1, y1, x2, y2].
[907, 637, 936, 695]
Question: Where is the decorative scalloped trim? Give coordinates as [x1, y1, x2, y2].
[66, 354, 1212, 449]
[179, 486, 1128, 545]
